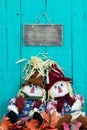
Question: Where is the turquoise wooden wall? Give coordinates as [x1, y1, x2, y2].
[0, 0, 87, 120]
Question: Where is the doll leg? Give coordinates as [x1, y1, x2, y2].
[33, 112, 43, 125]
[57, 114, 72, 130]
[77, 115, 87, 129]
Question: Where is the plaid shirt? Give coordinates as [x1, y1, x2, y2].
[46, 94, 84, 115]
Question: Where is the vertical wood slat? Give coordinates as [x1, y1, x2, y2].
[72, 0, 87, 113]
[20, 0, 47, 83]
[6, 0, 21, 97]
[45, 0, 72, 78]
[0, 0, 8, 120]
[0, 0, 7, 71]
[0, 0, 21, 120]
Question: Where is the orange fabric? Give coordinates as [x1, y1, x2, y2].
[40, 112, 60, 130]
[39, 124, 58, 130]
[24, 119, 39, 130]
[39, 122, 50, 130]
[0, 117, 15, 130]
[41, 112, 50, 122]
[45, 128, 58, 130]
[0, 113, 60, 130]
[50, 112, 60, 128]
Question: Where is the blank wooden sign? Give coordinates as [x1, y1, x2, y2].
[23, 24, 63, 46]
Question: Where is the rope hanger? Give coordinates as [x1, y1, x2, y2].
[31, 0, 55, 28]
[34, 0, 50, 24]
[35, 12, 51, 24]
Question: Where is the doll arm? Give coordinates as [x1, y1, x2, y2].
[46, 101, 58, 115]
[7, 98, 19, 114]
[71, 95, 84, 120]
[71, 94, 84, 111]
[71, 99, 82, 112]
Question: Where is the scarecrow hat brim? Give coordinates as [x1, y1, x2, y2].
[22, 70, 45, 88]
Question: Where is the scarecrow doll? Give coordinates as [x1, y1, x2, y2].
[46, 63, 87, 130]
[0, 55, 48, 130]
[7, 70, 46, 125]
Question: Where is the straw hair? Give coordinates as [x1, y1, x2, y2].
[41, 89, 46, 102]
[66, 82, 73, 97]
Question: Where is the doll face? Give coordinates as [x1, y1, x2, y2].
[50, 81, 69, 97]
[22, 83, 43, 97]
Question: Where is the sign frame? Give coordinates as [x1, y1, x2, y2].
[23, 24, 63, 46]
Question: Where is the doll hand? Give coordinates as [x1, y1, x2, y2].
[71, 110, 81, 121]
[8, 98, 18, 114]
[41, 97, 45, 102]
[29, 108, 39, 118]
[33, 112, 43, 125]
[6, 111, 18, 123]
[71, 99, 82, 111]
[71, 99, 82, 120]
[8, 104, 19, 114]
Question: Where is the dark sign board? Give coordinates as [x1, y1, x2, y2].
[23, 24, 63, 46]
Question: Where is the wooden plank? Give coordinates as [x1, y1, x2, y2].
[0, 71, 8, 120]
[45, 0, 72, 78]
[24, 24, 63, 46]
[71, 0, 86, 94]
[7, 0, 21, 70]
[0, 0, 21, 120]
[6, 0, 21, 98]
[71, 0, 87, 113]
[0, 0, 8, 120]
[21, 0, 47, 83]
[0, 0, 7, 71]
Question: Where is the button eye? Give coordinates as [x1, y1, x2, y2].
[29, 84, 32, 87]
[61, 83, 63, 86]
[54, 86, 57, 89]
[35, 85, 37, 88]
[35, 84, 38, 88]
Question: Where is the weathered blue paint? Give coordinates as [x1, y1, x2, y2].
[0, 0, 87, 120]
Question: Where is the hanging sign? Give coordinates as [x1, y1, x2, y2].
[23, 24, 63, 46]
